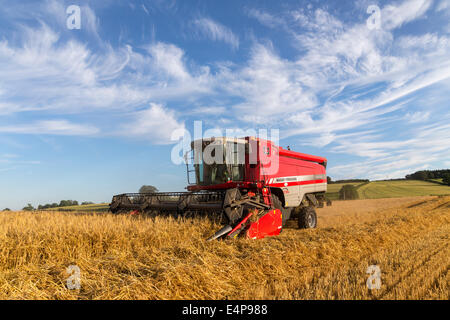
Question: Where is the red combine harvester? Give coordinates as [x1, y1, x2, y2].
[110, 137, 330, 240]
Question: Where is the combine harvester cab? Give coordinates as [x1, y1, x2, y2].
[110, 137, 330, 240]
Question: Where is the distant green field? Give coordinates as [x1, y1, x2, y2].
[47, 203, 109, 212]
[326, 180, 450, 200]
[357, 180, 450, 199]
[325, 182, 364, 200]
[326, 182, 364, 193]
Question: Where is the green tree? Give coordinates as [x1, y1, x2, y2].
[139, 185, 158, 193]
[38, 203, 56, 210]
[443, 173, 450, 186]
[22, 203, 35, 211]
[327, 176, 332, 184]
[59, 200, 78, 207]
[3, 208, 11, 211]
[416, 171, 428, 180]
[339, 185, 359, 200]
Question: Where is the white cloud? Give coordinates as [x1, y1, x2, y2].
[0, 15, 218, 113]
[142, 4, 150, 15]
[227, 0, 449, 180]
[293, 8, 344, 33]
[382, 0, 432, 30]
[248, 9, 285, 28]
[189, 106, 226, 115]
[193, 18, 239, 49]
[436, 0, 450, 13]
[81, 5, 101, 40]
[121, 103, 185, 144]
[147, 42, 191, 81]
[404, 111, 430, 123]
[0, 153, 40, 173]
[396, 33, 450, 60]
[27, 1, 102, 40]
[0, 120, 99, 135]
[0, 24, 148, 113]
[0, 154, 19, 159]
[0, 23, 214, 144]
[326, 121, 450, 179]
[224, 44, 317, 122]
[237, 0, 449, 137]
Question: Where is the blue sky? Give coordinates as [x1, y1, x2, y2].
[0, 0, 449, 209]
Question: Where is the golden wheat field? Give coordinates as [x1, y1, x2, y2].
[0, 196, 448, 300]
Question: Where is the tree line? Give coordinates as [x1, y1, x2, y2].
[21, 200, 95, 211]
[11, 185, 159, 212]
[37, 200, 95, 210]
[405, 169, 450, 185]
[327, 177, 369, 184]
[328, 168, 450, 186]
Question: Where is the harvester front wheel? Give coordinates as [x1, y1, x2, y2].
[223, 188, 244, 224]
[298, 206, 317, 229]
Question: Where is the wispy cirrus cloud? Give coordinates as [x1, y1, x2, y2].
[327, 121, 450, 180]
[222, 43, 318, 123]
[120, 103, 185, 144]
[0, 153, 40, 174]
[247, 9, 286, 29]
[0, 120, 99, 136]
[436, 0, 450, 13]
[192, 18, 239, 49]
[0, 21, 213, 143]
[235, 0, 449, 179]
[404, 111, 430, 123]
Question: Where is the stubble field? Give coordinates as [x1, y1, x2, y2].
[0, 195, 448, 300]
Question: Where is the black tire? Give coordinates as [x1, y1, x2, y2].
[223, 188, 243, 224]
[298, 206, 317, 229]
[271, 194, 293, 227]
